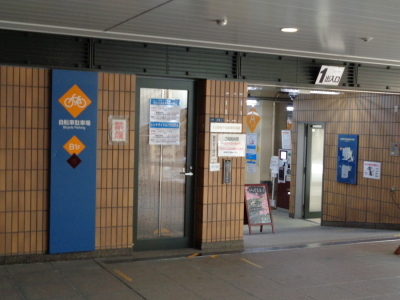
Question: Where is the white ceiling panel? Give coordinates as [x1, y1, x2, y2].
[1, 0, 400, 65]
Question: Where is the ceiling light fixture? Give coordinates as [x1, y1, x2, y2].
[281, 28, 298, 33]
[216, 19, 228, 26]
[361, 37, 373, 42]
[247, 86, 262, 91]
[281, 88, 300, 93]
[310, 90, 341, 95]
[246, 99, 259, 106]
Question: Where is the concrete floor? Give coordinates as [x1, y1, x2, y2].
[1, 211, 399, 299]
[243, 209, 400, 250]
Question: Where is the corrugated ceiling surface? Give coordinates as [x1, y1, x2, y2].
[1, 0, 400, 65]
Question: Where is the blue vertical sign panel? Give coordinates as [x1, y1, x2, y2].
[50, 70, 98, 254]
[337, 134, 358, 185]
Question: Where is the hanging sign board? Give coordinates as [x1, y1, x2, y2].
[149, 98, 180, 145]
[218, 134, 246, 157]
[337, 134, 358, 184]
[244, 184, 275, 235]
[315, 65, 345, 86]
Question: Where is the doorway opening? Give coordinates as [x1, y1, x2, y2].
[243, 85, 329, 240]
[134, 78, 196, 251]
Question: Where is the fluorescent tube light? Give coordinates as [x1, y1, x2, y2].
[246, 99, 259, 106]
[281, 28, 298, 33]
[310, 90, 341, 95]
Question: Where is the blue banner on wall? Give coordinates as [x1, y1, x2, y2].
[50, 70, 98, 254]
[337, 134, 358, 185]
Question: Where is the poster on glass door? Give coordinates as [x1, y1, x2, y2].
[149, 98, 181, 145]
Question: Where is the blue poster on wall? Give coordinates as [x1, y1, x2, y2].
[50, 70, 98, 254]
[337, 134, 358, 184]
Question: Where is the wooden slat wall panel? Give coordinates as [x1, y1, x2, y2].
[96, 73, 135, 250]
[0, 66, 50, 255]
[291, 92, 400, 226]
[195, 80, 246, 247]
[0, 67, 135, 256]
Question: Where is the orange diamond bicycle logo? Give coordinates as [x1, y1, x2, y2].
[63, 136, 86, 155]
[58, 84, 92, 118]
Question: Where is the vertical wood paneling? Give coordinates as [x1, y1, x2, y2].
[96, 73, 135, 250]
[0, 66, 50, 255]
[291, 92, 400, 226]
[195, 80, 247, 247]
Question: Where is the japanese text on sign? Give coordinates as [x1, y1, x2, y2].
[108, 116, 129, 145]
[218, 134, 246, 157]
[149, 98, 181, 145]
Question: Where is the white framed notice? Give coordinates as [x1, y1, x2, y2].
[149, 98, 180, 145]
[363, 161, 381, 180]
[108, 115, 129, 145]
[210, 123, 242, 133]
[210, 163, 220, 172]
[210, 133, 218, 163]
[270, 156, 279, 175]
[246, 161, 256, 173]
[218, 134, 246, 157]
[281, 130, 292, 149]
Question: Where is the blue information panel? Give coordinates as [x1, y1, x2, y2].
[337, 134, 358, 184]
[50, 70, 98, 254]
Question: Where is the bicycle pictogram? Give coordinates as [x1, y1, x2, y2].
[64, 94, 87, 108]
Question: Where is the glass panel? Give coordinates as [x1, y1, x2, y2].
[137, 88, 188, 239]
[309, 128, 324, 212]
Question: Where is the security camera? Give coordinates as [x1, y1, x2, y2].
[289, 92, 298, 100]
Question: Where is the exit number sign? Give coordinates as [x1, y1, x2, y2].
[315, 65, 345, 86]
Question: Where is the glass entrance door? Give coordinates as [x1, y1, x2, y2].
[134, 78, 195, 250]
[304, 124, 325, 219]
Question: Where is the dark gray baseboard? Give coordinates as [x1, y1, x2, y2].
[0, 248, 133, 265]
[322, 221, 400, 230]
[200, 240, 244, 250]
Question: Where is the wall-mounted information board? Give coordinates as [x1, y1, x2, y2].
[337, 134, 358, 184]
[244, 184, 275, 235]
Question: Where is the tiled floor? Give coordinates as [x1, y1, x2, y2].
[0, 211, 399, 299]
[243, 209, 400, 250]
[1, 240, 399, 299]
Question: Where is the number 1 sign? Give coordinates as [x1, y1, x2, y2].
[315, 65, 345, 86]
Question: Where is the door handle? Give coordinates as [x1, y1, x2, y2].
[180, 172, 193, 176]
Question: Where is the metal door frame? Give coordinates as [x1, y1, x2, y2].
[304, 123, 325, 219]
[133, 77, 197, 251]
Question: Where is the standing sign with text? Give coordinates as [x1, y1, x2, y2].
[50, 70, 98, 254]
[244, 184, 275, 235]
[149, 98, 180, 145]
[337, 134, 358, 184]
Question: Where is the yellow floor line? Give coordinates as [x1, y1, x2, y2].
[114, 269, 133, 282]
[394, 235, 400, 237]
[210, 255, 217, 258]
[188, 253, 200, 258]
[241, 258, 263, 268]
